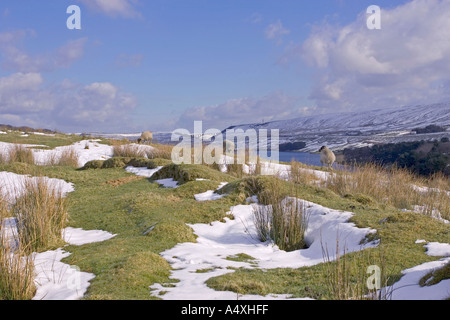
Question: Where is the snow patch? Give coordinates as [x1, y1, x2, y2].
[0, 171, 74, 203]
[194, 182, 228, 201]
[156, 178, 179, 188]
[125, 166, 163, 178]
[33, 228, 116, 300]
[151, 198, 378, 299]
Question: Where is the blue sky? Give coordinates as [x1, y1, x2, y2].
[0, 0, 449, 133]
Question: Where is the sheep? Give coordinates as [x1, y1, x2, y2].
[319, 146, 336, 169]
[223, 139, 235, 155]
[137, 131, 153, 144]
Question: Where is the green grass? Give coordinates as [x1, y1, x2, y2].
[0, 135, 449, 300]
[150, 163, 234, 185]
[0, 131, 85, 149]
[0, 160, 239, 299]
[206, 179, 450, 299]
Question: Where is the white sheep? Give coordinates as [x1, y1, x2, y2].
[223, 139, 235, 155]
[137, 131, 153, 144]
[319, 146, 336, 169]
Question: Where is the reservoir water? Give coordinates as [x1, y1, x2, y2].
[262, 151, 322, 167]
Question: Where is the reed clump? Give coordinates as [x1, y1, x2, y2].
[8, 145, 35, 165]
[112, 144, 146, 158]
[0, 189, 36, 300]
[253, 178, 310, 252]
[12, 178, 68, 253]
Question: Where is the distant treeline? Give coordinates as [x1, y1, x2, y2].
[413, 124, 447, 134]
[279, 141, 307, 152]
[342, 138, 450, 176]
[0, 124, 56, 134]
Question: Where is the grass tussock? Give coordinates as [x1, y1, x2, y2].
[322, 163, 449, 220]
[45, 147, 79, 167]
[253, 177, 310, 252]
[145, 144, 173, 160]
[56, 148, 79, 167]
[112, 144, 146, 158]
[151, 163, 233, 185]
[289, 160, 320, 185]
[0, 189, 36, 300]
[8, 145, 34, 165]
[12, 178, 68, 252]
[322, 241, 393, 300]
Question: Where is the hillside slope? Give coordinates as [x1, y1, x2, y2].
[225, 102, 450, 152]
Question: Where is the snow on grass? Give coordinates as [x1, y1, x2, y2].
[194, 182, 228, 201]
[424, 242, 450, 257]
[155, 178, 179, 188]
[0, 139, 113, 167]
[125, 166, 163, 178]
[0, 170, 116, 300]
[63, 227, 116, 246]
[385, 241, 450, 300]
[32, 228, 116, 300]
[2, 215, 116, 300]
[0, 171, 75, 204]
[150, 198, 378, 300]
[0, 141, 50, 154]
[33, 140, 114, 167]
[31, 132, 55, 137]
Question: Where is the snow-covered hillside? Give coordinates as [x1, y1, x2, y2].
[224, 102, 450, 152]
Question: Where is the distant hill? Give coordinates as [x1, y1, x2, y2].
[224, 102, 450, 152]
[0, 124, 56, 134]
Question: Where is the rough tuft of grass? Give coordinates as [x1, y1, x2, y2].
[0, 189, 36, 300]
[12, 178, 68, 252]
[80, 160, 105, 170]
[150, 163, 233, 185]
[253, 180, 310, 252]
[80, 157, 173, 171]
[56, 147, 79, 167]
[112, 144, 145, 158]
[8, 145, 34, 165]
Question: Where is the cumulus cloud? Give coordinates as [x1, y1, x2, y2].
[174, 91, 304, 130]
[294, 0, 450, 112]
[0, 30, 87, 73]
[0, 73, 137, 132]
[265, 20, 290, 45]
[77, 0, 141, 19]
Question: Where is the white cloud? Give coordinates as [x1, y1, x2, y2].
[0, 30, 87, 73]
[0, 73, 137, 132]
[265, 20, 290, 45]
[0, 73, 54, 113]
[293, 0, 450, 112]
[77, 0, 141, 19]
[174, 91, 303, 130]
